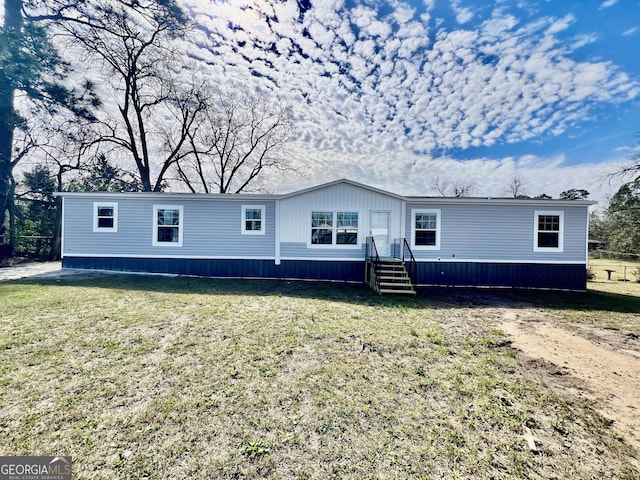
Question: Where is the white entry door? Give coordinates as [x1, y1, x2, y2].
[370, 211, 390, 257]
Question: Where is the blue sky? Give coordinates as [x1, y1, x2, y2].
[51, 0, 640, 201]
[181, 0, 640, 203]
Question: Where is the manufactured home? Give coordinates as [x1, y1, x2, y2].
[57, 179, 594, 292]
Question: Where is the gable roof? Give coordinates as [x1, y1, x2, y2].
[279, 178, 405, 200]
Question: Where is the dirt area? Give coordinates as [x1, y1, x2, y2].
[0, 261, 63, 281]
[496, 308, 640, 452]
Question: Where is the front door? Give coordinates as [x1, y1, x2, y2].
[370, 211, 390, 257]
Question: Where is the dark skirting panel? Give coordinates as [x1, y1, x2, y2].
[61, 257, 365, 283]
[62, 257, 587, 290]
[415, 262, 587, 290]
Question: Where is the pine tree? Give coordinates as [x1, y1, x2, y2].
[0, 0, 95, 254]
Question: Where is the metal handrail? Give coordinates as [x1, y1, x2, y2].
[366, 236, 380, 262]
[365, 236, 382, 291]
[394, 237, 417, 287]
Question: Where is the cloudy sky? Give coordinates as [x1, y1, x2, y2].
[152, 1, 640, 200]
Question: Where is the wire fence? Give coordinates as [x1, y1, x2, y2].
[591, 249, 640, 262]
[588, 262, 640, 283]
[588, 249, 640, 282]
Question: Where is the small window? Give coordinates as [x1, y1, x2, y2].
[411, 209, 440, 249]
[93, 202, 118, 232]
[534, 211, 563, 252]
[153, 205, 183, 247]
[311, 211, 359, 246]
[241, 205, 265, 235]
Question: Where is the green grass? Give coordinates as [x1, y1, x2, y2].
[0, 275, 638, 479]
[588, 257, 640, 298]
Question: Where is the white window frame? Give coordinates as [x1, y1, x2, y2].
[308, 210, 360, 248]
[93, 202, 118, 232]
[534, 210, 564, 252]
[152, 205, 183, 247]
[411, 209, 441, 250]
[241, 205, 266, 235]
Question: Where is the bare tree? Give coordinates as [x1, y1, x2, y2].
[609, 131, 640, 186]
[48, 0, 202, 192]
[452, 181, 474, 197]
[175, 88, 295, 194]
[431, 177, 474, 197]
[505, 175, 528, 198]
[431, 177, 451, 197]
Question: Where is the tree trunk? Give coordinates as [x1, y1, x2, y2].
[50, 171, 63, 260]
[8, 176, 16, 256]
[0, 0, 24, 254]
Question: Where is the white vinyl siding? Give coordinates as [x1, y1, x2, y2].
[405, 204, 585, 262]
[63, 198, 277, 258]
[279, 184, 404, 252]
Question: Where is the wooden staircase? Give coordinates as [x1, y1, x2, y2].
[369, 258, 416, 295]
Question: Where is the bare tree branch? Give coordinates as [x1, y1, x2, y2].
[505, 175, 528, 198]
[176, 88, 295, 194]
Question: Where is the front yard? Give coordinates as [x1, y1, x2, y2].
[1, 273, 638, 479]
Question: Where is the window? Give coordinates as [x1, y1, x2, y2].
[311, 211, 359, 246]
[311, 211, 333, 245]
[153, 205, 183, 247]
[337, 212, 358, 245]
[411, 209, 440, 249]
[534, 211, 563, 252]
[93, 202, 118, 232]
[241, 205, 265, 235]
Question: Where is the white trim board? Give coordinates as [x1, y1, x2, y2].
[62, 253, 586, 265]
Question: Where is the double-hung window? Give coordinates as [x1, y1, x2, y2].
[336, 212, 358, 245]
[311, 211, 358, 246]
[534, 211, 563, 252]
[241, 205, 265, 235]
[93, 202, 118, 232]
[411, 209, 440, 249]
[153, 205, 183, 247]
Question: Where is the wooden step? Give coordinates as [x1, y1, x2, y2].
[379, 288, 416, 295]
[379, 280, 412, 286]
[366, 257, 416, 295]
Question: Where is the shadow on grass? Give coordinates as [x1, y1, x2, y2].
[10, 270, 640, 315]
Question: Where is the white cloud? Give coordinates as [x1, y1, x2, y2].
[135, 0, 640, 201]
[600, 0, 618, 8]
[571, 34, 598, 49]
[450, 0, 474, 24]
[545, 14, 575, 35]
[272, 143, 628, 206]
[622, 27, 638, 36]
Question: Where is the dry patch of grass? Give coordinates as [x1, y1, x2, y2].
[0, 275, 638, 479]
